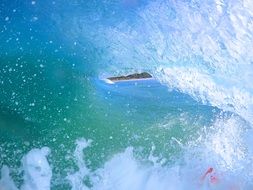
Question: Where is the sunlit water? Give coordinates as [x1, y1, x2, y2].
[1, 0, 253, 189]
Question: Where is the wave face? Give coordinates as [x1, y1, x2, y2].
[97, 0, 253, 124]
[1, 0, 253, 189]
[50, 0, 253, 122]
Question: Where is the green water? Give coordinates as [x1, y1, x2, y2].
[1, 0, 253, 189]
[0, 54, 220, 189]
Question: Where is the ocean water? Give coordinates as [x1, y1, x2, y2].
[1, 0, 253, 189]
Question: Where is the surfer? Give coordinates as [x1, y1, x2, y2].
[200, 167, 240, 190]
[200, 167, 219, 184]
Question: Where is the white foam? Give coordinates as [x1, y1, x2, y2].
[66, 143, 186, 190]
[184, 116, 253, 189]
[1, 122, 253, 190]
[157, 67, 253, 124]
[104, 79, 114, 84]
[66, 138, 92, 190]
[103, 79, 115, 84]
[92, 148, 183, 190]
[21, 147, 52, 190]
[65, 112, 253, 189]
[0, 166, 18, 190]
[0, 147, 52, 190]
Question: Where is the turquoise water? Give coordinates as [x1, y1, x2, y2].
[1, 0, 253, 189]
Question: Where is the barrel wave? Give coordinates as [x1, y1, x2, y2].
[0, 0, 253, 189]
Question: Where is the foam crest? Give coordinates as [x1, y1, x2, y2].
[158, 67, 253, 123]
[205, 117, 246, 169]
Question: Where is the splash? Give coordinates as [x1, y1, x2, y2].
[1, 118, 253, 190]
[21, 147, 52, 190]
[0, 147, 52, 190]
[66, 138, 92, 190]
[0, 166, 18, 190]
[69, 123, 253, 190]
[64, 121, 253, 190]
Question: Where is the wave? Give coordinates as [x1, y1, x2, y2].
[1, 0, 253, 189]
[84, 0, 253, 124]
[1, 115, 253, 190]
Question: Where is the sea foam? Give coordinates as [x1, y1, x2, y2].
[1, 116, 253, 190]
[0, 147, 52, 190]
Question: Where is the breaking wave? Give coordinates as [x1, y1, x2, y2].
[1, 0, 253, 189]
